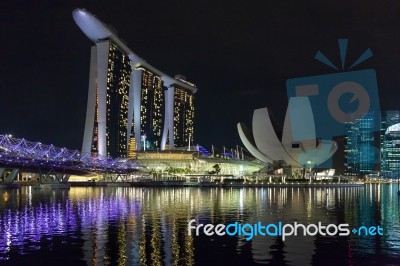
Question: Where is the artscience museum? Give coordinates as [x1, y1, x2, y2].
[237, 97, 338, 172]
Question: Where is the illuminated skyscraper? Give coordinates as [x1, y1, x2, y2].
[78, 38, 131, 158]
[73, 9, 197, 157]
[171, 75, 195, 148]
[136, 67, 164, 150]
[381, 110, 400, 178]
[344, 112, 380, 176]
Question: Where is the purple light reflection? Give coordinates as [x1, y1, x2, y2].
[0, 188, 141, 259]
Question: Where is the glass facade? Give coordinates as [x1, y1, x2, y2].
[173, 86, 195, 147]
[136, 152, 263, 176]
[344, 112, 379, 176]
[381, 111, 400, 178]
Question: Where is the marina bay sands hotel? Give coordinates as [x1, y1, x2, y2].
[73, 9, 197, 158]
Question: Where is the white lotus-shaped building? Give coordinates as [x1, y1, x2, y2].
[237, 97, 337, 168]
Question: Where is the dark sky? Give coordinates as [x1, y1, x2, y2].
[2, 0, 400, 151]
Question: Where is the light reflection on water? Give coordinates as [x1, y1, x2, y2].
[0, 185, 399, 265]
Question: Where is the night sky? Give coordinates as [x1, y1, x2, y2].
[2, 0, 400, 152]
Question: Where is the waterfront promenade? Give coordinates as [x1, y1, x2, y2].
[20, 180, 364, 188]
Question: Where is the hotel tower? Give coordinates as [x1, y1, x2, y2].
[73, 9, 197, 157]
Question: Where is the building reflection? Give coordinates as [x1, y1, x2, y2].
[0, 185, 399, 264]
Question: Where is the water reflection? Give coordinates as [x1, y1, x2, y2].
[0, 185, 399, 265]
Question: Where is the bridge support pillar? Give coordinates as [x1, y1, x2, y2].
[5, 169, 19, 183]
[0, 168, 19, 183]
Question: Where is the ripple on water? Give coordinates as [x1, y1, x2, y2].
[0, 185, 399, 264]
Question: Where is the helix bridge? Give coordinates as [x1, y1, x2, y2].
[0, 134, 142, 185]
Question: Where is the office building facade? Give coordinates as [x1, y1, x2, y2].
[381, 110, 400, 178]
[344, 112, 380, 176]
[73, 9, 197, 157]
